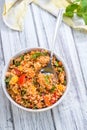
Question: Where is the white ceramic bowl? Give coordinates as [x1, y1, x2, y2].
[2, 47, 70, 112]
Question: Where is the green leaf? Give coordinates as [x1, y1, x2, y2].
[81, 0, 87, 8]
[66, 3, 79, 12]
[31, 52, 47, 59]
[50, 85, 56, 92]
[64, 12, 74, 17]
[64, 3, 79, 18]
[64, 0, 87, 25]
[13, 59, 20, 66]
[77, 6, 83, 17]
[5, 75, 12, 85]
[20, 55, 24, 60]
[54, 61, 59, 67]
[64, 80, 67, 85]
[44, 75, 50, 84]
[31, 52, 41, 59]
[15, 61, 20, 66]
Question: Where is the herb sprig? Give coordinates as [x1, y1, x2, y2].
[31, 52, 47, 59]
[64, 0, 87, 25]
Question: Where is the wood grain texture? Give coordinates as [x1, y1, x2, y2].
[0, 3, 55, 130]
[0, 1, 87, 130]
[72, 30, 87, 130]
[31, 4, 87, 130]
[0, 35, 14, 130]
[0, 1, 14, 130]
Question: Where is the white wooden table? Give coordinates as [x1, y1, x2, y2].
[0, 1, 87, 130]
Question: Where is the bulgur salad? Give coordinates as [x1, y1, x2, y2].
[5, 49, 67, 109]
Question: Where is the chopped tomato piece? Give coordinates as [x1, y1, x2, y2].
[53, 92, 58, 99]
[51, 98, 56, 104]
[18, 74, 26, 85]
[14, 68, 21, 76]
[44, 96, 50, 106]
[51, 93, 57, 104]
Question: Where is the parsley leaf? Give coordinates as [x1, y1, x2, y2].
[54, 61, 59, 67]
[64, 3, 79, 17]
[13, 60, 20, 66]
[31, 52, 47, 59]
[20, 55, 24, 60]
[15, 61, 20, 66]
[5, 75, 12, 85]
[44, 75, 50, 84]
[81, 0, 87, 9]
[64, 0, 87, 25]
[50, 85, 56, 92]
[66, 4, 79, 12]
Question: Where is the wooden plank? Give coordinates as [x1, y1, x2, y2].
[38, 3, 87, 104]
[72, 30, 87, 129]
[0, 0, 14, 129]
[31, 4, 63, 130]
[0, 34, 14, 130]
[72, 30, 87, 87]
[1, 4, 55, 130]
[31, 4, 86, 130]
[30, 5, 48, 48]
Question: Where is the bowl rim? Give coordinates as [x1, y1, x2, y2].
[2, 47, 70, 112]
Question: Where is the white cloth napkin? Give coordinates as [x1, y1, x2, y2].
[3, 0, 33, 31]
[3, 0, 87, 32]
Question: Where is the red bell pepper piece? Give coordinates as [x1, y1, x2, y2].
[18, 74, 26, 85]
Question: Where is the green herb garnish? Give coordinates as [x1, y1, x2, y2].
[64, 80, 67, 85]
[54, 61, 59, 67]
[5, 75, 12, 85]
[31, 52, 42, 59]
[64, 0, 87, 25]
[44, 75, 50, 84]
[15, 61, 20, 66]
[31, 52, 47, 59]
[64, 3, 79, 17]
[13, 59, 20, 66]
[13, 55, 24, 66]
[50, 85, 56, 92]
[20, 55, 24, 60]
[58, 67, 63, 72]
